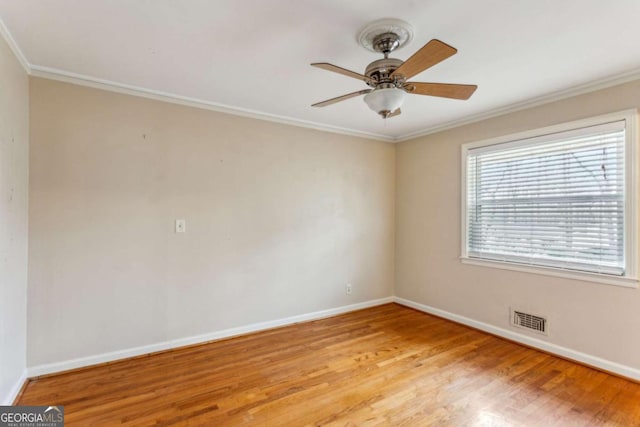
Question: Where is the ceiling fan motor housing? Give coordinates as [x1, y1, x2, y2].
[365, 58, 405, 88]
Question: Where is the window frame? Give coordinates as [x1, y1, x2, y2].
[460, 109, 638, 288]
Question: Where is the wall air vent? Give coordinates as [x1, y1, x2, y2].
[511, 309, 547, 335]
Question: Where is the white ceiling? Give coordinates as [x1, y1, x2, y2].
[2, 0, 640, 141]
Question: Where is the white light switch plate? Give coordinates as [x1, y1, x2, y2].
[175, 219, 186, 233]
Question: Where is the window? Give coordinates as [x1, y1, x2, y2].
[461, 110, 638, 287]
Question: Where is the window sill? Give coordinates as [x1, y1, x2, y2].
[459, 256, 639, 289]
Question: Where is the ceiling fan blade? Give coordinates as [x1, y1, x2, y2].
[311, 63, 373, 84]
[405, 82, 477, 100]
[388, 108, 402, 118]
[391, 39, 457, 80]
[311, 89, 372, 107]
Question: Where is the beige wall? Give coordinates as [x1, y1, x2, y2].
[396, 79, 640, 369]
[28, 78, 395, 366]
[26, 68, 640, 374]
[0, 38, 29, 402]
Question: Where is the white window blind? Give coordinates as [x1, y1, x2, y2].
[466, 120, 626, 276]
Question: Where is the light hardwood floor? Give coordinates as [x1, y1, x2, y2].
[17, 303, 640, 426]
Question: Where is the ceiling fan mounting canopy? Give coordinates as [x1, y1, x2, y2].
[357, 18, 414, 54]
[311, 18, 478, 119]
[372, 32, 401, 56]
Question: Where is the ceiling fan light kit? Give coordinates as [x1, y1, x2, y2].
[363, 87, 406, 119]
[311, 18, 477, 119]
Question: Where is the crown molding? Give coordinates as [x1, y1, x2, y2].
[0, 14, 394, 143]
[29, 64, 640, 144]
[29, 65, 395, 142]
[0, 15, 29, 73]
[395, 68, 640, 142]
[2, 14, 640, 143]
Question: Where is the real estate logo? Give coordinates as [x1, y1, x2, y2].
[0, 406, 64, 427]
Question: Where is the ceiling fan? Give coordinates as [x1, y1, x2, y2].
[311, 19, 477, 119]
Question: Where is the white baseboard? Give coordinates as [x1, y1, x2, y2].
[393, 296, 640, 382]
[27, 296, 637, 383]
[3, 369, 28, 405]
[27, 297, 394, 378]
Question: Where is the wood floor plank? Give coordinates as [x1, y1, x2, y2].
[17, 303, 640, 425]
